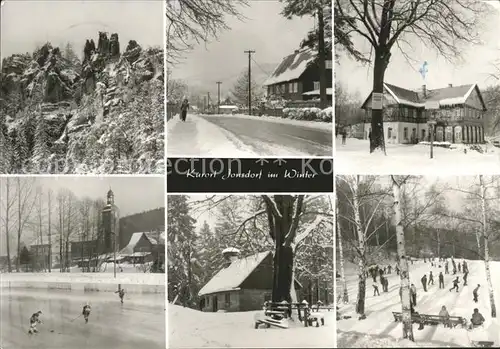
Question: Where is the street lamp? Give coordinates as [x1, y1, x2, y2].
[425, 101, 440, 159]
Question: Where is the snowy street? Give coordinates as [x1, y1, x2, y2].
[167, 114, 332, 157]
[336, 138, 500, 175]
[0, 288, 165, 349]
[168, 304, 335, 348]
[337, 259, 500, 347]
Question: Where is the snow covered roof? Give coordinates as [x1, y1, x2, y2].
[118, 232, 145, 255]
[219, 105, 238, 109]
[198, 251, 271, 296]
[263, 48, 316, 86]
[222, 247, 240, 254]
[302, 88, 333, 96]
[361, 83, 486, 110]
[144, 231, 165, 245]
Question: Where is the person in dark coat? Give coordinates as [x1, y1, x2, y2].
[428, 271, 434, 286]
[473, 284, 480, 303]
[449, 277, 460, 292]
[373, 283, 380, 296]
[445, 261, 449, 274]
[458, 263, 461, 273]
[439, 272, 445, 289]
[180, 99, 189, 122]
[388, 265, 392, 274]
[463, 271, 469, 286]
[463, 261, 468, 273]
[342, 128, 347, 145]
[470, 308, 485, 328]
[421, 274, 428, 292]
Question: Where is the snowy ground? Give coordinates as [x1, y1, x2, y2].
[0, 288, 165, 349]
[167, 113, 332, 157]
[1, 272, 165, 286]
[168, 304, 335, 348]
[336, 137, 500, 175]
[337, 259, 500, 347]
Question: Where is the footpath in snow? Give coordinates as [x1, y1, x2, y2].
[168, 304, 335, 348]
[167, 114, 258, 157]
[336, 138, 500, 175]
[337, 258, 500, 347]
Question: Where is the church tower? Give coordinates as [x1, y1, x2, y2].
[101, 189, 115, 253]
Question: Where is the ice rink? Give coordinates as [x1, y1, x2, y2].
[0, 288, 165, 349]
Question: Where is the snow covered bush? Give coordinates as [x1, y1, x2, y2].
[319, 107, 333, 122]
[282, 107, 328, 122]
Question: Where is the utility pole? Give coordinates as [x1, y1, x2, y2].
[244, 50, 255, 115]
[207, 92, 211, 113]
[216, 81, 222, 114]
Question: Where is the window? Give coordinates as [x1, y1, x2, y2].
[422, 129, 426, 141]
[313, 81, 320, 90]
[294, 82, 299, 93]
[225, 293, 230, 307]
[409, 108, 414, 118]
[289, 82, 293, 93]
[404, 127, 408, 140]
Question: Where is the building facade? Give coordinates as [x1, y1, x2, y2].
[360, 83, 487, 144]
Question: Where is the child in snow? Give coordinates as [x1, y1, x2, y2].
[28, 311, 42, 334]
[449, 277, 460, 292]
[473, 284, 480, 303]
[115, 288, 125, 303]
[470, 308, 485, 328]
[439, 305, 451, 327]
[82, 303, 91, 323]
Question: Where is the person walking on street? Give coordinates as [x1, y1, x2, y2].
[421, 274, 428, 292]
[473, 284, 480, 303]
[439, 272, 445, 289]
[180, 98, 189, 122]
[449, 277, 460, 293]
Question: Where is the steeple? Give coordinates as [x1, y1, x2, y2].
[107, 188, 114, 205]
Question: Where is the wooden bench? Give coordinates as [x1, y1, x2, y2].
[392, 312, 466, 328]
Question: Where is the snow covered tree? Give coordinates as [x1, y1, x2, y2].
[230, 70, 263, 108]
[167, 195, 197, 306]
[32, 116, 51, 173]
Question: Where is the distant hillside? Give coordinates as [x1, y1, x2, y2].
[0, 32, 164, 174]
[119, 207, 165, 250]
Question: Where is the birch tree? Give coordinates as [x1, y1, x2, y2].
[391, 175, 414, 341]
[336, 193, 348, 303]
[335, 0, 489, 153]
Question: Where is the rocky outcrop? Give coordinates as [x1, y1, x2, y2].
[110, 34, 120, 59]
[123, 40, 142, 64]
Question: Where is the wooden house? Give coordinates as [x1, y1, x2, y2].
[198, 249, 302, 312]
[264, 48, 332, 103]
[360, 83, 487, 144]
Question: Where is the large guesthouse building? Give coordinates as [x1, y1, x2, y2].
[360, 83, 487, 144]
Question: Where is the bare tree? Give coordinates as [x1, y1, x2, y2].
[335, 0, 489, 153]
[391, 175, 414, 341]
[1, 178, 15, 272]
[47, 189, 52, 272]
[166, 0, 248, 65]
[15, 178, 37, 272]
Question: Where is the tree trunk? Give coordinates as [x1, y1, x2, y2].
[437, 229, 440, 258]
[317, 6, 327, 110]
[475, 232, 481, 258]
[336, 197, 349, 303]
[38, 192, 44, 271]
[391, 176, 414, 341]
[370, 48, 390, 153]
[48, 190, 52, 273]
[352, 176, 367, 316]
[479, 175, 497, 318]
[5, 178, 12, 272]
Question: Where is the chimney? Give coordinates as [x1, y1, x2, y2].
[448, 83, 453, 88]
[422, 85, 427, 98]
[222, 247, 240, 267]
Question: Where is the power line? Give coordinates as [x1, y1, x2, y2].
[251, 57, 272, 77]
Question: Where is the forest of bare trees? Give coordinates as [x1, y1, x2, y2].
[0, 178, 106, 272]
[336, 175, 500, 342]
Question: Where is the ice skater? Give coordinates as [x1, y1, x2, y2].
[115, 288, 125, 303]
[421, 274, 428, 292]
[373, 283, 380, 296]
[28, 311, 42, 334]
[463, 271, 468, 286]
[428, 271, 434, 286]
[82, 303, 91, 323]
[439, 272, 445, 289]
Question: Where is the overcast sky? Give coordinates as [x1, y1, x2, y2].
[1, 0, 163, 60]
[336, 2, 500, 99]
[170, 0, 314, 87]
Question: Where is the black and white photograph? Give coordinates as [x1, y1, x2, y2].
[0, 1, 164, 174]
[335, 175, 500, 347]
[166, 0, 333, 157]
[167, 195, 334, 348]
[0, 177, 166, 349]
[335, 1, 500, 174]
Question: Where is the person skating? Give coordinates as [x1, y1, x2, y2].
[115, 288, 125, 304]
[458, 263, 461, 273]
[82, 303, 91, 324]
[439, 305, 451, 328]
[28, 311, 42, 334]
[180, 99, 189, 122]
[470, 308, 485, 329]
[463, 271, 468, 286]
[410, 283, 417, 306]
[452, 259, 457, 275]
[445, 261, 449, 274]
[473, 284, 480, 303]
[373, 283, 380, 296]
[428, 271, 434, 286]
[439, 272, 445, 289]
[449, 277, 460, 292]
[388, 265, 392, 274]
[463, 260, 468, 273]
[421, 274, 428, 292]
[396, 265, 400, 275]
[381, 275, 389, 292]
